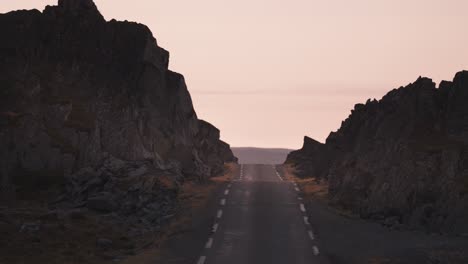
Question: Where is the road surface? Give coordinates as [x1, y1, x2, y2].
[196, 164, 330, 264]
[152, 163, 468, 264]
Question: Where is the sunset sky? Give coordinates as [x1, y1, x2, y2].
[2, 0, 468, 148]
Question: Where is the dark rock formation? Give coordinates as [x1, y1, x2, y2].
[0, 0, 236, 226]
[285, 136, 331, 178]
[286, 72, 468, 234]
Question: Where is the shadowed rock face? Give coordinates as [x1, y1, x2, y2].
[285, 136, 331, 178]
[0, 0, 236, 222]
[286, 72, 468, 234]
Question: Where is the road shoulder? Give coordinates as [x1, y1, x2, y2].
[281, 164, 468, 264]
[121, 163, 238, 264]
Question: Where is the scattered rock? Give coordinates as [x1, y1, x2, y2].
[0, 0, 237, 245]
[287, 72, 468, 234]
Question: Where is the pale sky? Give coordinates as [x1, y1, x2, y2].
[2, 1, 468, 148]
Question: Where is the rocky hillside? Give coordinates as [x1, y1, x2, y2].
[0, 0, 235, 239]
[286, 72, 468, 234]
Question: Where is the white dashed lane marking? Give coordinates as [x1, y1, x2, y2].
[197, 180, 235, 263]
[205, 237, 214, 249]
[313, 246, 320, 256]
[212, 223, 219, 233]
[300, 203, 306, 212]
[293, 179, 321, 258]
[199, 167, 322, 263]
[276, 174, 283, 181]
[273, 167, 283, 181]
[197, 256, 206, 264]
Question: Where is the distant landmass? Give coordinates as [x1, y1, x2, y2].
[232, 147, 292, 164]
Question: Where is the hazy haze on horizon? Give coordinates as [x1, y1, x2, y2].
[2, 0, 468, 148]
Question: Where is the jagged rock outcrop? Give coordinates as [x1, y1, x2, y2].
[285, 136, 331, 178]
[0, 0, 236, 224]
[286, 72, 468, 234]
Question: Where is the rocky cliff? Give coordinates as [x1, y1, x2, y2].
[0, 0, 236, 225]
[286, 72, 468, 234]
[286, 136, 331, 178]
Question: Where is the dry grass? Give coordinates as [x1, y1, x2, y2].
[0, 204, 131, 264]
[282, 164, 357, 218]
[282, 164, 329, 202]
[121, 162, 236, 264]
[210, 163, 236, 183]
[0, 163, 237, 264]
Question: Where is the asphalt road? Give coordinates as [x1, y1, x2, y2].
[155, 163, 468, 264]
[197, 164, 330, 264]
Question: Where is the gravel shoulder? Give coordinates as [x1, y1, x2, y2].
[0, 164, 237, 264]
[281, 164, 468, 264]
[122, 163, 238, 264]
